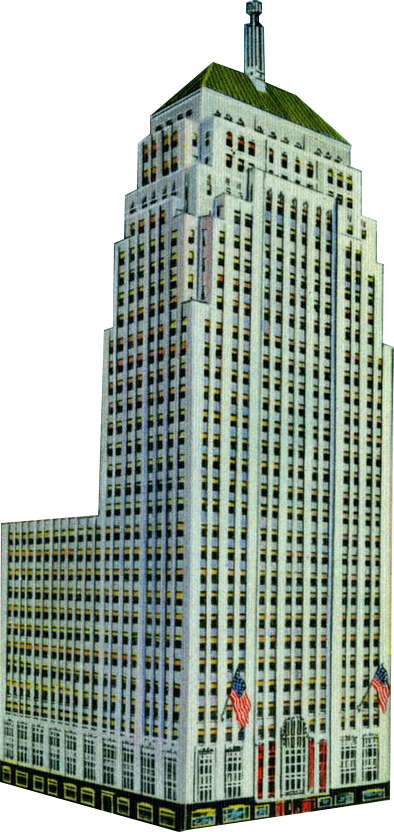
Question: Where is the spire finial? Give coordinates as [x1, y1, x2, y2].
[244, 2, 266, 92]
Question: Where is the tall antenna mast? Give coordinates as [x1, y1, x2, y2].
[244, 0, 267, 92]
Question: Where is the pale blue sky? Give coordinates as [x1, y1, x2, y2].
[0, 0, 394, 516]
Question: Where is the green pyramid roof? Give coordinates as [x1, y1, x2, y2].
[155, 62, 349, 145]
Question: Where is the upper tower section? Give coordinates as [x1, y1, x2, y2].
[244, 1, 266, 92]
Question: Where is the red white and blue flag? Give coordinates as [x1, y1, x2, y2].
[372, 665, 390, 713]
[229, 669, 251, 729]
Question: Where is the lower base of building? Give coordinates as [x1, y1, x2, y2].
[0, 760, 390, 830]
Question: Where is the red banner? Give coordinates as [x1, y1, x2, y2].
[309, 738, 315, 791]
[319, 740, 327, 792]
[257, 744, 264, 799]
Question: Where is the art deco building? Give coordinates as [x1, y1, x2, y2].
[0, 3, 391, 828]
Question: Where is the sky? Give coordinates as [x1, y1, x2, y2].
[0, 0, 392, 522]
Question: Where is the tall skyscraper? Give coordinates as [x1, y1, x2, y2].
[0, 3, 391, 829]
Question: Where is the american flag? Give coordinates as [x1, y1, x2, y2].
[229, 669, 251, 729]
[372, 665, 390, 713]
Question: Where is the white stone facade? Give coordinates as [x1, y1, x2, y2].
[0, 10, 391, 817]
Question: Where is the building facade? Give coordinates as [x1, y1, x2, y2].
[0, 3, 391, 828]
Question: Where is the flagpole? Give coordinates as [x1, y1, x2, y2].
[220, 665, 239, 722]
[220, 692, 231, 723]
[356, 680, 373, 712]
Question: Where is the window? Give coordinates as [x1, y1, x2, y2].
[48, 778, 58, 796]
[17, 722, 28, 764]
[64, 783, 77, 802]
[341, 736, 357, 784]
[33, 775, 44, 793]
[223, 806, 250, 823]
[117, 797, 130, 817]
[137, 803, 154, 822]
[362, 735, 379, 782]
[226, 131, 233, 147]
[65, 732, 77, 777]
[307, 163, 314, 178]
[164, 754, 177, 801]
[159, 808, 176, 828]
[141, 748, 155, 795]
[281, 153, 288, 169]
[16, 770, 28, 788]
[248, 141, 256, 156]
[122, 742, 134, 790]
[282, 717, 308, 795]
[32, 725, 44, 767]
[48, 729, 60, 771]
[2, 765, 11, 784]
[3, 719, 14, 760]
[197, 750, 213, 802]
[81, 787, 95, 807]
[225, 747, 242, 798]
[103, 740, 116, 786]
[83, 736, 95, 781]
